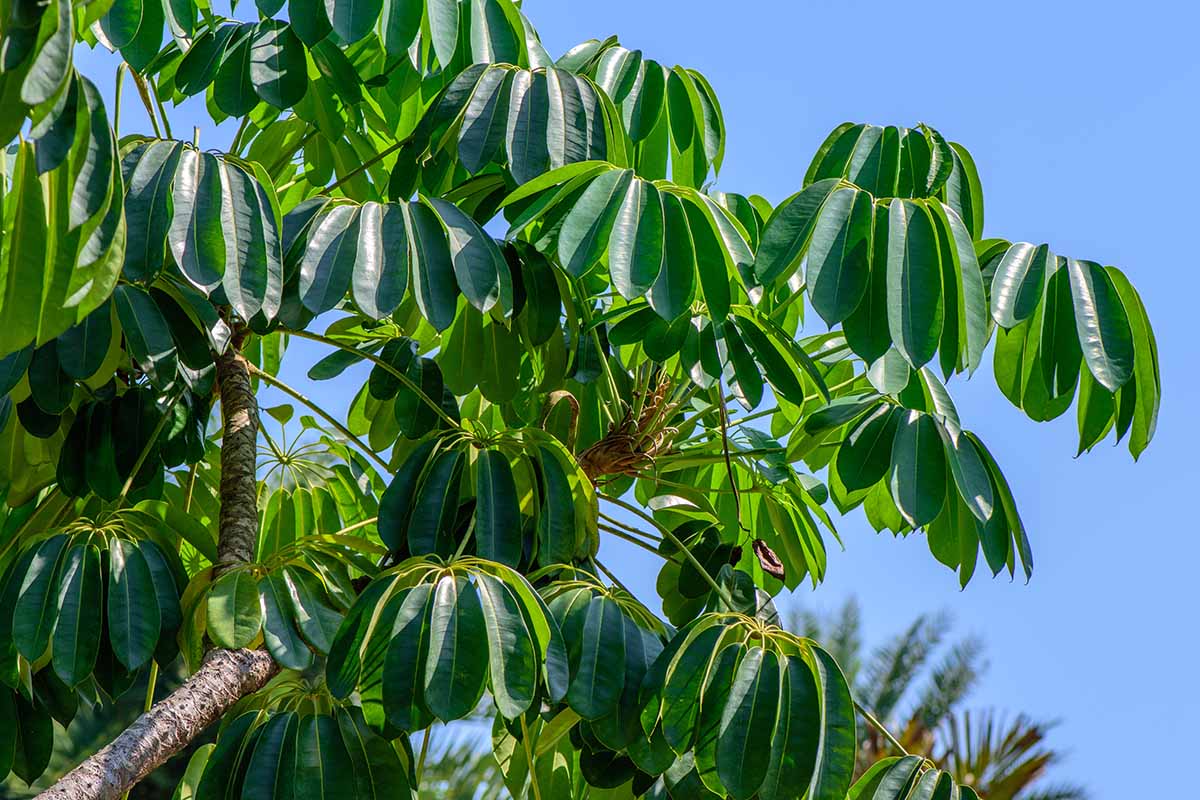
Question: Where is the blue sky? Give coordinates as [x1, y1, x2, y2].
[75, 1, 1198, 795]
[531, 2, 1200, 795]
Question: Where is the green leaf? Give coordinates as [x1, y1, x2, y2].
[428, 197, 511, 314]
[1066, 257, 1134, 392]
[408, 200, 459, 331]
[659, 622, 723, 752]
[206, 569, 263, 650]
[716, 647, 780, 799]
[249, 20, 308, 109]
[284, 567, 343, 653]
[325, 0, 381, 43]
[242, 710, 297, 800]
[260, 572, 313, 670]
[722, 324, 763, 411]
[475, 572, 537, 719]
[460, 67, 513, 173]
[380, 0, 422, 54]
[759, 654, 820, 800]
[886, 199, 943, 368]
[806, 646, 856, 800]
[120, 140, 181, 282]
[138, 538, 183, 645]
[806, 186, 873, 325]
[889, 411, 947, 527]
[608, 179, 664, 300]
[351, 202, 409, 320]
[557, 168, 633, 277]
[836, 405, 899, 491]
[990, 242, 1050, 328]
[378, 437, 438, 552]
[846, 755, 921, 800]
[11, 692, 53, 785]
[475, 450, 521, 567]
[13, 534, 69, 661]
[648, 192, 696, 320]
[218, 158, 281, 321]
[424, 574, 489, 721]
[506, 70, 550, 184]
[52, 544, 102, 686]
[568, 595, 626, 720]
[427, 0, 459, 66]
[1107, 267, 1159, 458]
[536, 445, 578, 563]
[214, 33, 258, 118]
[407, 448, 463, 557]
[939, 425, 993, 524]
[381, 583, 436, 731]
[289, 0, 331, 46]
[108, 537, 161, 669]
[754, 179, 838, 284]
[168, 149, 226, 292]
[296, 712, 355, 800]
[546, 67, 590, 169]
[299, 205, 360, 315]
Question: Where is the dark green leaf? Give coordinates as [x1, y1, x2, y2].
[424, 574, 489, 721]
[206, 569, 262, 650]
[108, 537, 161, 669]
[475, 450, 521, 567]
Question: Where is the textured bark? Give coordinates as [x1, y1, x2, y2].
[35, 649, 278, 800]
[214, 349, 259, 571]
[37, 338, 274, 800]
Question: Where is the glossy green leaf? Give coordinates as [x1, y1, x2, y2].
[325, 0, 381, 43]
[754, 179, 838, 284]
[475, 572, 537, 719]
[806, 186, 873, 325]
[428, 197, 511, 314]
[407, 448, 463, 557]
[52, 544, 102, 686]
[716, 647, 780, 799]
[475, 450, 521, 567]
[991, 242, 1050, 328]
[889, 411, 946, 527]
[241, 711, 297, 800]
[296, 712, 355, 800]
[260, 572, 313, 670]
[558, 168, 633, 277]
[299, 205, 359, 315]
[408, 200, 459, 331]
[1066, 257, 1134, 392]
[836, 405, 900, 491]
[806, 645, 856, 800]
[351, 202, 409, 319]
[381, 583, 436, 731]
[424, 574, 489, 721]
[249, 20, 308, 108]
[568, 595, 626, 720]
[13, 534, 69, 661]
[648, 191, 696, 320]
[206, 569, 262, 650]
[536, 445, 578, 564]
[108, 537, 161, 669]
[609, 179, 664, 300]
[886, 199, 943, 368]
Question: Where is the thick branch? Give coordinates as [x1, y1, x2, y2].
[36, 649, 277, 800]
[38, 339, 276, 800]
[215, 349, 259, 570]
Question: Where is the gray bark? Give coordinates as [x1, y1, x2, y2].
[35, 649, 278, 800]
[37, 340, 277, 800]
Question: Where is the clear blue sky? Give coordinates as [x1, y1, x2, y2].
[74, 2, 1198, 795]
[513, 2, 1195, 796]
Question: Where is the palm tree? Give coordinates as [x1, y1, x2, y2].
[791, 599, 1086, 800]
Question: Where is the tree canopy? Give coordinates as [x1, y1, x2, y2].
[0, 1, 1161, 799]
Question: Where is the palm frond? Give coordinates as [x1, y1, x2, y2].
[860, 611, 948, 720]
[906, 635, 986, 736]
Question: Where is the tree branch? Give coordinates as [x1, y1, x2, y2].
[36, 649, 277, 800]
[38, 340, 279, 800]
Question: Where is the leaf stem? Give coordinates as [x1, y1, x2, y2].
[598, 494, 735, 608]
[245, 363, 391, 474]
[117, 394, 182, 505]
[519, 715, 544, 800]
[854, 700, 909, 756]
[318, 138, 408, 197]
[288, 329, 460, 429]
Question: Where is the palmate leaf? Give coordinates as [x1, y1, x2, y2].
[636, 613, 856, 800]
[327, 557, 564, 725]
